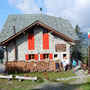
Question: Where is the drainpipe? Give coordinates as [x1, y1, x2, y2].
[3, 46, 8, 62]
[0, 42, 8, 62]
[13, 26, 17, 61]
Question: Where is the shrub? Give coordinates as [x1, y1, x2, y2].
[45, 76, 49, 80]
[37, 77, 44, 82]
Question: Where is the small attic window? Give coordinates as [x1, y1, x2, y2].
[43, 28, 48, 34]
[28, 28, 34, 34]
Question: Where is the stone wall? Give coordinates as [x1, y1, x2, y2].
[4, 26, 71, 64]
[5, 60, 62, 73]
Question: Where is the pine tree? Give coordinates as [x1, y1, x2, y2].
[71, 24, 85, 61]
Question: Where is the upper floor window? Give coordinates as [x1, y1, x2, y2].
[43, 28, 48, 34]
[28, 28, 34, 34]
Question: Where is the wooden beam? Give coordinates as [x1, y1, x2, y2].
[88, 42, 90, 74]
[37, 22, 74, 42]
[13, 26, 17, 61]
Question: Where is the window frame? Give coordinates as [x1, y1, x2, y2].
[29, 54, 35, 60]
[63, 54, 67, 59]
[43, 28, 48, 34]
[53, 53, 59, 60]
[43, 54, 49, 60]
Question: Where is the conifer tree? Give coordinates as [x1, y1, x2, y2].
[71, 24, 85, 61]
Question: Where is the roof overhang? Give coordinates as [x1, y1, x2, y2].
[1, 21, 74, 45]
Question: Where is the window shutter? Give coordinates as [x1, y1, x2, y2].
[40, 54, 43, 60]
[28, 34, 35, 50]
[26, 54, 29, 60]
[35, 54, 38, 60]
[49, 53, 53, 60]
[43, 33, 49, 49]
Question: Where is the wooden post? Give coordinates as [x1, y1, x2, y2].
[6, 49, 8, 62]
[13, 26, 17, 61]
[88, 38, 90, 74]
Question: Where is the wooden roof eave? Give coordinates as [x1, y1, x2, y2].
[1, 21, 74, 45]
[37, 21, 74, 43]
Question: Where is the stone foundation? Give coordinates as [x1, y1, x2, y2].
[5, 60, 62, 73]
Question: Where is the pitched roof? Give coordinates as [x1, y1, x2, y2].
[0, 14, 79, 43]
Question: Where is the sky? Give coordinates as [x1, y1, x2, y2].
[0, 0, 90, 32]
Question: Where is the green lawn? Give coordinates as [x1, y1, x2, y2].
[0, 71, 90, 90]
[53, 77, 90, 90]
[0, 70, 76, 90]
[0, 78, 43, 90]
[64, 77, 90, 90]
[12, 70, 76, 80]
[76, 77, 90, 90]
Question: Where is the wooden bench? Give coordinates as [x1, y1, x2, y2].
[0, 75, 13, 80]
[15, 76, 37, 82]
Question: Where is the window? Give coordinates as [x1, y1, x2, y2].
[54, 54, 58, 58]
[28, 28, 34, 50]
[53, 54, 58, 60]
[63, 54, 67, 59]
[26, 54, 38, 60]
[43, 29, 49, 49]
[29, 54, 35, 60]
[43, 29, 48, 34]
[43, 54, 49, 59]
[28, 28, 34, 34]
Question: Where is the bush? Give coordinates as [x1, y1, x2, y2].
[37, 77, 44, 82]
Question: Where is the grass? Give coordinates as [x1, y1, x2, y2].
[53, 77, 90, 90]
[47, 70, 76, 80]
[62, 77, 90, 90]
[0, 70, 76, 90]
[76, 77, 90, 90]
[12, 70, 76, 80]
[0, 72, 89, 90]
[60, 78, 77, 83]
[0, 78, 43, 90]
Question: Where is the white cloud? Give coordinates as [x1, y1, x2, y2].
[44, 0, 90, 32]
[8, 0, 90, 32]
[8, 0, 41, 14]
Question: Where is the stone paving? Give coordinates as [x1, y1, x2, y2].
[35, 65, 90, 90]
[57, 65, 90, 82]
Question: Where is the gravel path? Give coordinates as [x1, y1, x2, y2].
[35, 65, 90, 90]
[69, 65, 89, 84]
[35, 82, 74, 90]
